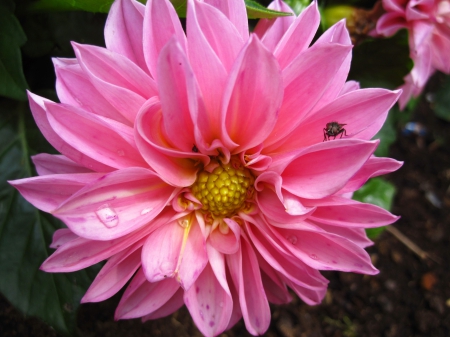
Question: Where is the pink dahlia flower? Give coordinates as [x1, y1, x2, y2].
[376, 0, 450, 108]
[10, 0, 402, 335]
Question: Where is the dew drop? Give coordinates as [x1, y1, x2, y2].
[95, 204, 119, 228]
[219, 301, 224, 308]
[140, 207, 153, 215]
[178, 218, 189, 228]
[159, 261, 175, 275]
[117, 149, 125, 157]
[199, 310, 204, 321]
[310, 254, 318, 260]
[286, 234, 298, 245]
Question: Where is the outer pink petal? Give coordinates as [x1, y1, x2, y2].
[222, 35, 283, 153]
[278, 140, 378, 199]
[254, 0, 295, 52]
[82, 242, 143, 303]
[306, 197, 400, 228]
[142, 288, 185, 320]
[338, 156, 403, 194]
[264, 43, 352, 147]
[272, 89, 401, 152]
[143, 0, 187, 80]
[376, 12, 407, 36]
[135, 98, 208, 187]
[115, 269, 180, 319]
[27, 92, 113, 172]
[53, 168, 176, 240]
[9, 173, 103, 213]
[41, 209, 174, 272]
[53, 58, 130, 125]
[190, 0, 244, 72]
[274, 1, 321, 69]
[204, 0, 249, 40]
[105, 0, 148, 72]
[187, 0, 228, 137]
[312, 223, 374, 248]
[184, 263, 233, 336]
[258, 257, 292, 305]
[73, 43, 156, 123]
[156, 39, 196, 152]
[283, 276, 327, 305]
[430, 30, 450, 73]
[32, 154, 92, 175]
[227, 236, 270, 335]
[45, 102, 146, 170]
[271, 227, 378, 274]
[49, 229, 79, 249]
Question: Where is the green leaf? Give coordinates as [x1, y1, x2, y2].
[348, 29, 413, 90]
[0, 100, 98, 335]
[0, 1, 28, 100]
[432, 75, 450, 122]
[352, 177, 396, 239]
[245, 0, 293, 18]
[284, 0, 312, 15]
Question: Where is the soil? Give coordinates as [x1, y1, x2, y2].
[1, 72, 449, 337]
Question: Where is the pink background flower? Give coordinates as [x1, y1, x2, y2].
[10, 0, 402, 336]
[376, 0, 450, 107]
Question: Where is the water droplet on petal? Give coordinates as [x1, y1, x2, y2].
[117, 149, 125, 157]
[160, 261, 175, 276]
[286, 234, 298, 245]
[310, 254, 318, 260]
[178, 218, 189, 228]
[95, 204, 119, 228]
[140, 207, 153, 215]
[219, 301, 224, 308]
[199, 310, 204, 321]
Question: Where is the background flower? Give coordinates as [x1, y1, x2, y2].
[376, 0, 450, 108]
[8, 0, 402, 336]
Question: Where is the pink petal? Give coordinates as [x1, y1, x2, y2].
[274, 1, 321, 69]
[264, 42, 352, 147]
[204, 0, 249, 40]
[271, 226, 378, 274]
[272, 88, 401, 152]
[376, 12, 407, 36]
[222, 35, 283, 153]
[82, 242, 143, 303]
[105, 0, 148, 73]
[32, 154, 92, 175]
[312, 223, 374, 248]
[142, 288, 184, 320]
[49, 229, 78, 249]
[143, 0, 187, 80]
[45, 102, 146, 170]
[209, 218, 241, 254]
[339, 156, 403, 194]
[189, 0, 244, 72]
[258, 257, 292, 304]
[184, 263, 233, 336]
[9, 173, 103, 212]
[115, 269, 180, 319]
[41, 209, 175, 272]
[227, 236, 270, 335]
[73, 43, 157, 123]
[279, 140, 379, 199]
[307, 197, 400, 228]
[283, 276, 327, 305]
[141, 219, 184, 282]
[53, 58, 130, 125]
[186, 0, 228, 138]
[135, 98, 208, 187]
[177, 219, 208, 290]
[254, 0, 295, 52]
[156, 39, 196, 151]
[27, 92, 114, 172]
[53, 168, 176, 240]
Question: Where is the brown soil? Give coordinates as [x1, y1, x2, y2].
[1, 75, 449, 337]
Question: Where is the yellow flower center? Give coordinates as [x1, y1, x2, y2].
[191, 158, 254, 218]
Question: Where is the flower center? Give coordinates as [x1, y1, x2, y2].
[191, 157, 254, 218]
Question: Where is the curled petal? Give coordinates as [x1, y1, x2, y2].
[32, 154, 93, 176]
[209, 218, 241, 254]
[49, 229, 78, 249]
